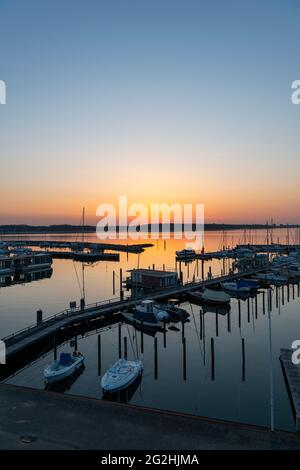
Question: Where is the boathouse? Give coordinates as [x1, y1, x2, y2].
[128, 268, 179, 289]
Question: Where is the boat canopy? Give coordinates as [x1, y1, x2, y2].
[59, 352, 73, 366]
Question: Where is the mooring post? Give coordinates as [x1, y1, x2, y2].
[263, 291, 266, 315]
[268, 288, 272, 312]
[181, 320, 185, 342]
[287, 283, 290, 303]
[215, 308, 219, 337]
[36, 309, 43, 325]
[255, 294, 258, 319]
[118, 323, 122, 358]
[74, 335, 78, 351]
[53, 335, 57, 360]
[112, 270, 115, 296]
[119, 268, 124, 300]
[163, 319, 167, 348]
[238, 300, 241, 328]
[183, 337, 187, 381]
[211, 338, 215, 381]
[298, 281, 300, 297]
[201, 260, 204, 280]
[276, 286, 279, 309]
[247, 298, 250, 323]
[242, 338, 245, 382]
[292, 283, 295, 300]
[200, 309, 203, 340]
[227, 311, 231, 332]
[154, 337, 158, 380]
[124, 336, 127, 359]
[97, 334, 101, 376]
[141, 320, 144, 354]
[282, 285, 285, 305]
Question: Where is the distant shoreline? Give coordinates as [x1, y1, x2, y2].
[0, 223, 299, 234]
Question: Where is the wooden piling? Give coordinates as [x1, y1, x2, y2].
[200, 309, 203, 340]
[53, 335, 57, 360]
[118, 323, 122, 358]
[183, 337, 187, 381]
[141, 320, 144, 353]
[119, 268, 124, 300]
[247, 298, 250, 323]
[255, 295, 258, 319]
[227, 311, 231, 333]
[124, 336, 127, 359]
[36, 309, 43, 325]
[242, 338, 245, 382]
[97, 334, 101, 376]
[211, 338, 215, 381]
[154, 337, 158, 380]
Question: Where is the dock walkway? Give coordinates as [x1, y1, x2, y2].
[2, 267, 265, 361]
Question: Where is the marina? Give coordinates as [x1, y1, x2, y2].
[1, 228, 300, 434]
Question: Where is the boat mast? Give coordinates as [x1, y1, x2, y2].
[82, 207, 85, 252]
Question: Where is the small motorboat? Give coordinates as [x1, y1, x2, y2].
[101, 358, 143, 393]
[221, 281, 251, 293]
[188, 288, 231, 305]
[159, 299, 189, 321]
[44, 351, 84, 384]
[122, 299, 169, 328]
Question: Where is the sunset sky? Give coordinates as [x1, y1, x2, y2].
[0, 0, 299, 225]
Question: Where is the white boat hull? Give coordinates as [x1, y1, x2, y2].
[121, 311, 163, 329]
[44, 355, 84, 384]
[101, 359, 143, 393]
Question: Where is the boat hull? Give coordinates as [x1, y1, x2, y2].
[121, 311, 163, 329]
[44, 355, 84, 384]
[101, 359, 143, 393]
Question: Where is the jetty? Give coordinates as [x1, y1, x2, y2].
[2, 266, 267, 364]
[4, 240, 154, 254]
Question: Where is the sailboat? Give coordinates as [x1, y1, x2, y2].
[73, 208, 117, 262]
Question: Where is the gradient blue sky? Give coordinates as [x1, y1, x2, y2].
[0, 0, 299, 224]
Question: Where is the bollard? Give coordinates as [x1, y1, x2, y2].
[36, 309, 43, 325]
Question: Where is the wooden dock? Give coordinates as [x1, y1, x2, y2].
[280, 348, 300, 431]
[2, 267, 266, 363]
[5, 240, 153, 254]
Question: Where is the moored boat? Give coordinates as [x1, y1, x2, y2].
[101, 358, 143, 393]
[122, 299, 169, 328]
[221, 281, 251, 293]
[189, 288, 231, 305]
[44, 352, 84, 384]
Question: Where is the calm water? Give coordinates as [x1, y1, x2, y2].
[1, 229, 299, 431]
